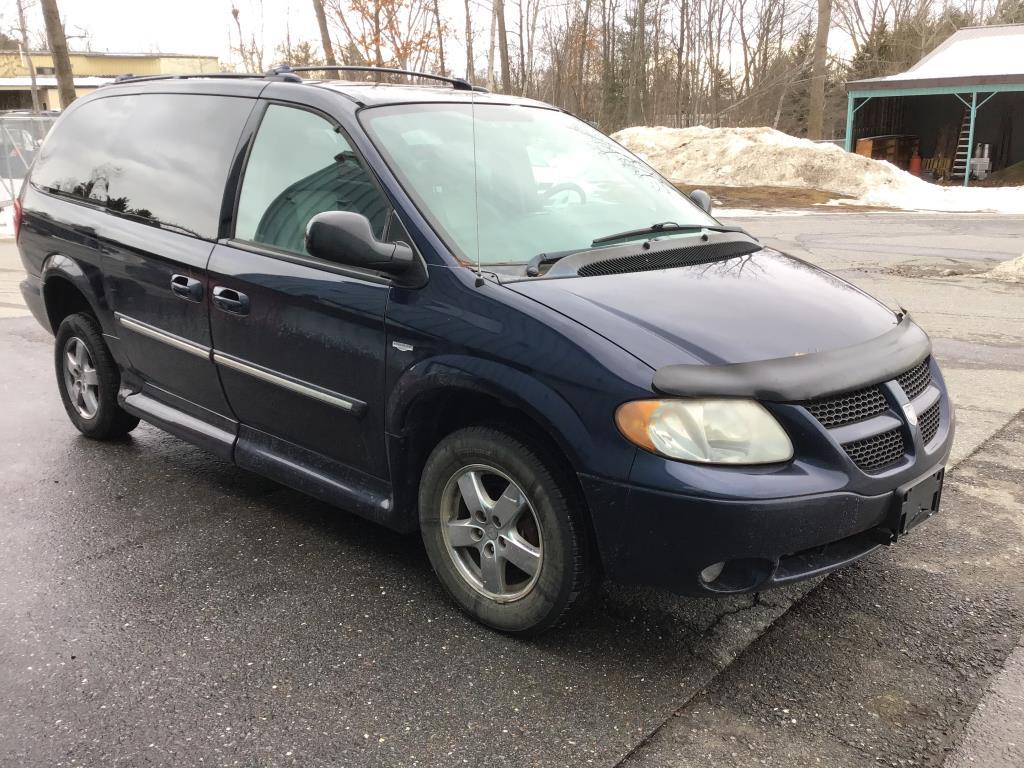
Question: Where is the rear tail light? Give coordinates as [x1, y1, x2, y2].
[12, 197, 23, 241]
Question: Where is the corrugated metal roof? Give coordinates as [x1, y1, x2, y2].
[848, 24, 1024, 91]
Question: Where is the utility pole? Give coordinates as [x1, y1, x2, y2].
[16, 0, 41, 113]
[39, 0, 76, 109]
[311, 0, 339, 78]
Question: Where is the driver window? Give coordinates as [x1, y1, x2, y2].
[236, 104, 389, 255]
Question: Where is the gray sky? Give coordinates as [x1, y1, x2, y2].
[58, 0, 325, 68]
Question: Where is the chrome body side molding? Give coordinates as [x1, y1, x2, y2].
[212, 351, 366, 416]
[115, 313, 211, 359]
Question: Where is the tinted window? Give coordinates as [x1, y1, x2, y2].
[235, 104, 389, 255]
[31, 93, 253, 240]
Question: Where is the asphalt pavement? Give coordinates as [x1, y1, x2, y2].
[1, 212, 1022, 767]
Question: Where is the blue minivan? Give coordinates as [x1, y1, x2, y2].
[17, 67, 953, 634]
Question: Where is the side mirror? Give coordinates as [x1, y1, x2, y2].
[689, 189, 712, 214]
[305, 211, 414, 275]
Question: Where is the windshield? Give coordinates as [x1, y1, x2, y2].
[359, 103, 717, 266]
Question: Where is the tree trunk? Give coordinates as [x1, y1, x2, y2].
[433, 0, 446, 75]
[626, 0, 647, 125]
[464, 0, 475, 81]
[575, 0, 591, 113]
[39, 0, 75, 109]
[16, 0, 41, 113]
[495, 0, 511, 93]
[311, 0, 339, 76]
[486, 1, 497, 90]
[807, 0, 831, 140]
[373, 1, 384, 67]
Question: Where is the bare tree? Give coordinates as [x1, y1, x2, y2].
[495, 0, 512, 92]
[39, 0, 75, 108]
[15, 0, 40, 112]
[432, 0, 446, 74]
[807, 0, 831, 139]
[463, 0, 475, 80]
[312, 0, 340, 76]
[486, 0, 497, 89]
[230, 4, 266, 73]
[327, 0, 439, 72]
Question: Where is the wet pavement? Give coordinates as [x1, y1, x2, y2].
[1, 212, 1023, 767]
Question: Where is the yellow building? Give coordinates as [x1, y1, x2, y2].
[0, 51, 222, 110]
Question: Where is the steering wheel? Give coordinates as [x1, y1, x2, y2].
[541, 182, 587, 205]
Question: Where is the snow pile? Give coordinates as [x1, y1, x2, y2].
[612, 125, 1024, 214]
[983, 254, 1024, 283]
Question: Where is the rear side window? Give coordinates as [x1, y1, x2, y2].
[235, 104, 389, 256]
[31, 93, 253, 240]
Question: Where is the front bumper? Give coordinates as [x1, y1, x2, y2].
[583, 353, 955, 596]
[581, 470, 951, 596]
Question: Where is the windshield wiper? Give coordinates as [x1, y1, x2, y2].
[591, 222, 748, 246]
[523, 223, 755, 277]
[525, 249, 578, 277]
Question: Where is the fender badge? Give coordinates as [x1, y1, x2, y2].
[902, 402, 918, 427]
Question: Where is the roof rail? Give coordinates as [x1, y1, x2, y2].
[109, 72, 275, 85]
[104, 67, 488, 92]
[271, 65, 486, 92]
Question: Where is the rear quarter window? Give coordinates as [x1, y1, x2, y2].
[31, 92, 254, 240]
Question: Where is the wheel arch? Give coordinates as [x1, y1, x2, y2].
[385, 358, 599, 539]
[40, 254, 106, 333]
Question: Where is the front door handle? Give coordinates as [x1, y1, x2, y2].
[212, 286, 250, 315]
[170, 273, 203, 302]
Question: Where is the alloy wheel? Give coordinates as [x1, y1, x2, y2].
[62, 336, 100, 419]
[440, 464, 544, 603]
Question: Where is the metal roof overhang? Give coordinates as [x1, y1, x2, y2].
[847, 74, 1024, 98]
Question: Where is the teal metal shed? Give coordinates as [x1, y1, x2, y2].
[845, 24, 1024, 186]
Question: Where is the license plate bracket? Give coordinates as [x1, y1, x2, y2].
[878, 468, 944, 544]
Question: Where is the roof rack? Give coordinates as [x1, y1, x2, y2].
[110, 72, 274, 85]
[106, 66, 488, 93]
[271, 65, 486, 92]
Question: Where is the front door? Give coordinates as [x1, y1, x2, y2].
[208, 102, 394, 478]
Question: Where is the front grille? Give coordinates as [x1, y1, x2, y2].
[576, 240, 760, 277]
[841, 429, 907, 472]
[804, 385, 888, 429]
[919, 401, 941, 445]
[897, 358, 932, 400]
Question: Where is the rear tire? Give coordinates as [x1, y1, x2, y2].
[419, 426, 595, 635]
[54, 312, 140, 440]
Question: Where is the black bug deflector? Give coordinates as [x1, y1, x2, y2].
[652, 314, 931, 402]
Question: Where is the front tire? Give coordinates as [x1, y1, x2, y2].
[419, 426, 595, 635]
[54, 313, 140, 440]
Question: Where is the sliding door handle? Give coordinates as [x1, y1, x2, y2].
[212, 286, 250, 315]
[170, 274, 203, 302]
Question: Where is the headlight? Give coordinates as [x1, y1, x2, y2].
[615, 399, 793, 464]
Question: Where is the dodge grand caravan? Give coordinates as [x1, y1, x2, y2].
[17, 67, 953, 635]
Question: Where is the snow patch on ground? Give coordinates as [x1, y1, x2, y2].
[613, 125, 1024, 214]
[983, 255, 1024, 282]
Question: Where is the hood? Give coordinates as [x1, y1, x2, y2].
[506, 249, 900, 370]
